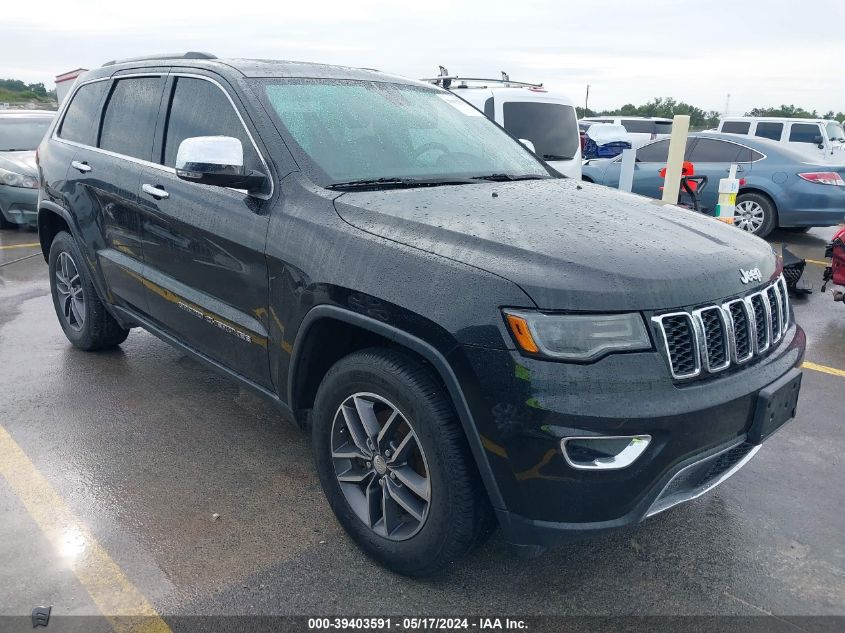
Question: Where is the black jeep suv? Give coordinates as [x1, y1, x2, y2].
[36, 53, 805, 576]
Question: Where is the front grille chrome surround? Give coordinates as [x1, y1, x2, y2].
[653, 275, 790, 381]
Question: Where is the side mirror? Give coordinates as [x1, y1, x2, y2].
[175, 136, 266, 192]
[813, 134, 825, 149]
[519, 138, 536, 153]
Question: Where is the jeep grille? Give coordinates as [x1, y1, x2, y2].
[653, 275, 790, 380]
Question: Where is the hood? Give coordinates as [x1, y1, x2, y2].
[0, 151, 37, 177]
[333, 178, 778, 311]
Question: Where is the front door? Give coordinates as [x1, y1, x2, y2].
[137, 74, 274, 389]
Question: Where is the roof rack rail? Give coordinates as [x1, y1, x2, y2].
[102, 52, 217, 67]
[421, 66, 543, 90]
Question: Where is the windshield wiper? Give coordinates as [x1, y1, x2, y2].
[326, 177, 475, 190]
[469, 173, 548, 182]
[541, 154, 574, 161]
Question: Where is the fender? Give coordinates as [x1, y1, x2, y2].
[289, 304, 506, 510]
[37, 200, 79, 261]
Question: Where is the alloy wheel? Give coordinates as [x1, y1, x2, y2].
[331, 392, 431, 540]
[54, 251, 85, 331]
[735, 200, 765, 233]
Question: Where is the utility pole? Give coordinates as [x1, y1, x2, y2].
[723, 93, 731, 117]
[584, 84, 591, 117]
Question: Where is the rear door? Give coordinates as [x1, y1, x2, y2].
[136, 73, 274, 388]
[684, 138, 759, 211]
[61, 73, 167, 313]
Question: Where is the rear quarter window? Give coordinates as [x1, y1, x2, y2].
[58, 81, 108, 146]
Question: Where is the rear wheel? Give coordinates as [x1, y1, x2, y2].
[735, 192, 777, 238]
[48, 231, 129, 350]
[312, 348, 491, 576]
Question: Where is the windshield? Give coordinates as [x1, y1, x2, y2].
[257, 79, 550, 187]
[827, 121, 845, 143]
[502, 102, 579, 161]
[0, 116, 53, 151]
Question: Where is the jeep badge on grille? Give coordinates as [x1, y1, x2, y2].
[739, 267, 763, 284]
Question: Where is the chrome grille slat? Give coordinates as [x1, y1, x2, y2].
[654, 276, 789, 380]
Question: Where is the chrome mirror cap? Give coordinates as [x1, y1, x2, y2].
[175, 135, 244, 179]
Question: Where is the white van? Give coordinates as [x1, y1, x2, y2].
[422, 69, 582, 179]
[717, 117, 845, 162]
[581, 116, 673, 148]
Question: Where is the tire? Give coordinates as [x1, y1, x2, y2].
[48, 231, 129, 351]
[312, 348, 491, 577]
[735, 192, 777, 238]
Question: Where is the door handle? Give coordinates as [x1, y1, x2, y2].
[71, 160, 91, 173]
[142, 183, 169, 200]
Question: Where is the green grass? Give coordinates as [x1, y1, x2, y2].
[0, 88, 54, 104]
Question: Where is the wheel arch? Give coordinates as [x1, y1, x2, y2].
[289, 304, 506, 510]
[37, 201, 75, 262]
[737, 186, 779, 214]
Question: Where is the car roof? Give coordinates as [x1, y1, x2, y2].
[83, 55, 424, 87]
[583, 116, 673, 122]
[721, 116, 837, 124]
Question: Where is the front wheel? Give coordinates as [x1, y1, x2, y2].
[735, 193, 777, 238]
[312, 348, 491, 576]
[48, 231, 129, 350]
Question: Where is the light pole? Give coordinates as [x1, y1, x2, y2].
[584, 84, 590, 117]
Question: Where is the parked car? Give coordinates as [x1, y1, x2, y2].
[581, 116, 673, 147]
[423, 69, 582, 178]
[0, 110, 54, 228]
[582, 132, 845, 237]
[582, 123, 631, 159]
[718, 117, 845, 163]
[38, 53, 804, 576]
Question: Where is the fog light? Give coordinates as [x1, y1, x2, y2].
[561, 435, 651, 470]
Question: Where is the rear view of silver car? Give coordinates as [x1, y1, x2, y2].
[0, 110, 54, 228]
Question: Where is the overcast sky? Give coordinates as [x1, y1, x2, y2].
[4, 0, 843, 115]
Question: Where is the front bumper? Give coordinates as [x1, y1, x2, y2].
[451, 323, 805, 548]
[0, 183, 38, 226]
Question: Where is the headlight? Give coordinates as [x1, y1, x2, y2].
[504, 310, 651, 362]
[0, 167, 38, 189]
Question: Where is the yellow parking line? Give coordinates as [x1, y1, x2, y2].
[0, 241, 40, 250]
[0, 425, 172, 633]
[802, 361, 845, 378]
[805, 259, 828, 267]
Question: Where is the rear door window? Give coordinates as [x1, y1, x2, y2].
[687, 138, 747, 162]
[99, 77, 165, 160]
[161, 76, 259, 169]
[58, 81, 108, 146]
[789, 123, 821, 144]
[720, 121, 751, 134]
[754, 122, 783, 141]
[502, 102, 579, 160]
[635, 139, 669, 162]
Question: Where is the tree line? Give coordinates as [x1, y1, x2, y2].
[0, 79, 57, 103]
[577, 97, 845, 129]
